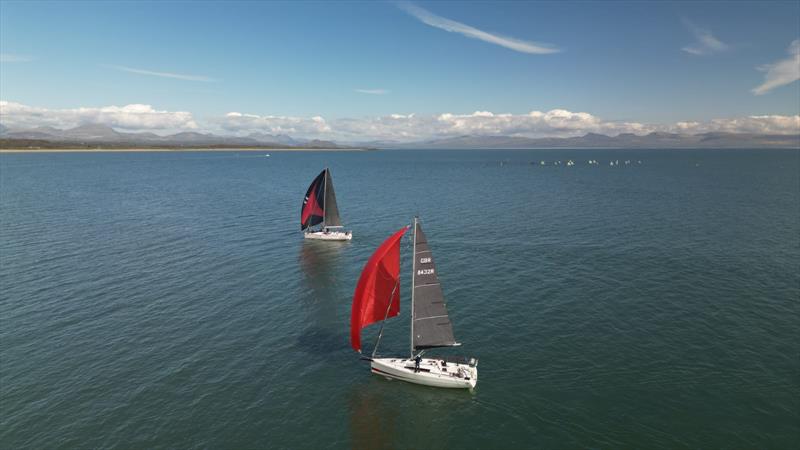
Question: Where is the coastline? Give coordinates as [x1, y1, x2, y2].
[0, 147, 372, 153]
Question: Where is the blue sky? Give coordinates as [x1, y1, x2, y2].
[1, 1, 798, 141]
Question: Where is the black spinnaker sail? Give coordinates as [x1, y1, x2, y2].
[412, 221, 458, 350]
[301, 170, 326, 230]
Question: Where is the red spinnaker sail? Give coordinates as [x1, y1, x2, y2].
[350, 226, 409, 352]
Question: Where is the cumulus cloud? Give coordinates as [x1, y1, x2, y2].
[752, 40, 800, 95]
[215, 109, 799, 142]
[355, 88, 390, 95]
[398, 2, 560, 55]
[217, 111, 332, 135]
[215, 108, 654, 141]
[669, 115, 800, 134]
[3, 100, 797, 141]
[105, 64, 216, 82]
[0, 101, 198, 131]
[681, 19, 729, 56]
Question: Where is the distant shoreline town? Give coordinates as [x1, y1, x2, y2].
[0, 123, 798, 151]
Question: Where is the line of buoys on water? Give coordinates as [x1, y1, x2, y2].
[527, 159, 643, 167]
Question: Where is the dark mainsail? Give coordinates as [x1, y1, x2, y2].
[301, 170, 326, 230]
[412, 221, 457, 350]
[323, 169, 342, 227]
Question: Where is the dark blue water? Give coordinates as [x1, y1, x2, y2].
[1, 149, 798, 448]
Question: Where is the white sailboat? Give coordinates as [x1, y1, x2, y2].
[351, 217, 478, 389]
[301, 168, 352, 241]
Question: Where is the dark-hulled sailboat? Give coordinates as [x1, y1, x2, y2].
[351, 217, 477, 389]
[301, 168, 352, 241]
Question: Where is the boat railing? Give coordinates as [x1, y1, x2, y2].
[439, 355, 478, 367]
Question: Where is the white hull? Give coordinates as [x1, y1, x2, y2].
[304, 230, 352, 241]
[370, 357, 477, 389]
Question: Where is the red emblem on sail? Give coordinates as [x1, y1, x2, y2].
[301, 180, 324, 227]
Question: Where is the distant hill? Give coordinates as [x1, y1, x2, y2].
[391, 132, 800, 149]
[0, 123, 353, 149]
[247, 132, 300, 146]
[2, 123, 797, 150]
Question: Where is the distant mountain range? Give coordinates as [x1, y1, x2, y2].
[389, 132, 800, 149]
[0, 124, 344, 149]
[1, 123, 797, 149]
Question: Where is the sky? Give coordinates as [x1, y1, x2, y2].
[1, 0, 799, 142]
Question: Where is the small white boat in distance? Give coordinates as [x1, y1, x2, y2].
[301, 168, 352, 241]
[351, 217, 477, 389]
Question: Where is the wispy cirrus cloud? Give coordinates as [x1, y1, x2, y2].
[752, 40, 800, 95]
[0, 53, 35, 63]
[105, 64, 216, 82]
[355, 88, 390, 95]
[681, 19, 729, 56]
[397, 2, 560, 55]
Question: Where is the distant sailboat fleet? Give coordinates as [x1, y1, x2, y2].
[533, 159, 641, 166]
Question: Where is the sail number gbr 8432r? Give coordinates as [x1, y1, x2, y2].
[418, 257, 434, 275]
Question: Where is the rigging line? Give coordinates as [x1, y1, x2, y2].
[370, 275, 401, 359]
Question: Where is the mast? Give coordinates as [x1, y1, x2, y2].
[321, 168, 327, 230]
[410, 216, 417, 358]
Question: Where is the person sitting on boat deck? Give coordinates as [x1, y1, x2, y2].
[414, 355, 422, 372]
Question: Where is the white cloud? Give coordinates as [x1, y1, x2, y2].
[215, 108, 650, 141]
[0, 53, 34, 63]
[105, 64, 216, 82]
[670, 115, 800, 134]
[3, 100, 797, 141]
[398, 2, 559, 55]
[216, 111, 332, 135]
[0, 101, 198, 131]
[355, 88, 390, 95]
[752, 40, 800, 95]
[681, 19, 729, 56]
[214, 108, 799, 142]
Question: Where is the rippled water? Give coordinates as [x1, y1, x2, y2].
[1, 149, 798, 448]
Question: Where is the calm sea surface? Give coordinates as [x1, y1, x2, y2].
[1, 149, 798, 448]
